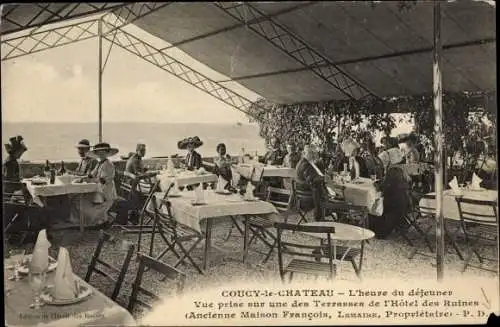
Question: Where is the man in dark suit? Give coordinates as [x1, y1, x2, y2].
[73, 139, 98, 176]
[295, 145, 330, 221]
[261, 137, 285, 166]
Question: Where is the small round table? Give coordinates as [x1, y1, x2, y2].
[301, 221, 375, 277]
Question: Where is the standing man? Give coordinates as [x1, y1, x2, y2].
[74, 139, 98, 176]
[125, 143, 147, 175]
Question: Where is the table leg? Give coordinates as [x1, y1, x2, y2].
[79, 195, 84, 235]
[243, 216, 249, 263]
[203, 219, 213, 270]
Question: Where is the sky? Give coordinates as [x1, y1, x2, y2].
[1, 15, 260, 124]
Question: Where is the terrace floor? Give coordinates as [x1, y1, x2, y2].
[6, 212, 498, 320]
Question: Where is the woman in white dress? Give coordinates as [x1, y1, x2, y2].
[70, 142, 118, 227]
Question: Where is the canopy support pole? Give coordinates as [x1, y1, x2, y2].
[433, 0, 445, 282]
[98, 19, 103, 143]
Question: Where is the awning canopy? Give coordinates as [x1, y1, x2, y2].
[1, 1, 495, 105]
[128, 1, 495, 104]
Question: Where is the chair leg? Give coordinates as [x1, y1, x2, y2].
[288, 272, 294, 283]
[174, 239, 204, 275]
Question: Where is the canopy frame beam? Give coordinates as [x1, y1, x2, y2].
[213, 1, 378, 100]
[0, 3, 126, 36]
[100, 22, 263, 116]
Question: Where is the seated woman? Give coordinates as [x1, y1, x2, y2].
[213, 143, 233, 190]
[341, 138, 368, 179]
[359, 132, 384, 179]
[70, 143, 119, 228]
[3, 135, 27, 185]
[178, 136, 203, 171]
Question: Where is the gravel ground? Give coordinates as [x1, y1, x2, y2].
[7, 212, 498, 320]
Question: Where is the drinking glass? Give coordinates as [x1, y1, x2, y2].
[29, 270, 46, 310]
[9, 249, 26, 281]
[466, 181, 471, 190]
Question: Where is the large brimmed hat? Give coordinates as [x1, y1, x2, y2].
[340, 137, 360, 156]
[75, 139, 91, 148]
[5, 135, 27, 154]
[87, 142, 119, 158]
[177, 136, 203, 150]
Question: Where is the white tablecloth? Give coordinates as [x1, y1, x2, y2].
[234, 164, 296, 181]
[326, 177, 384, 216]
[158, 171, 218, 191]
[148, 190, 279, 233]
[419, 189, 497, 221]
[23, 178, 99, 207]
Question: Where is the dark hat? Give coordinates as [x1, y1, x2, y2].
[75, 139, 91, 148]
[4, 135, 27, 154]
[87, 142, 119, 158]
[178, 136, 203, 150]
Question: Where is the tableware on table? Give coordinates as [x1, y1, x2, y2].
[53, 247, 78, 301]
[370, 174, 377, 181]
[191, 200, 207, 206]
[448, 176, 460, 192]
[41, 282, 93, 305]
[30, 229, 51, 273]
[194, 184, 205, 203]
[471, 173, 483, 190]
[215, 190, 232, 195]
[31, 177, 48, 186]
[465, 181, 471, 190]
[9, 249, 26, 281]
[18, 255, 58, 275]
[29, 270, 47, 310]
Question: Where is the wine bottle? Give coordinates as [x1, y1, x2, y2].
[59, 161, 66, 175]
[49, 165, 56, 184]
[44, 160, 51, 172]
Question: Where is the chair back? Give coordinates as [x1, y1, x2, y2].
[118, 172, 140, 201]
[265, 186, 292, 212]
[455, 197, 498, 226]
[150, 195, 180, 241]
[412, 193, 436, 217]
[322, 200, 368, 227]
[250, 166, 265, 184]
[128, 253, 185, 312]
[3, 181, 29, 204]
[274, 222, 336, 280]
[84, 230, 135, 300]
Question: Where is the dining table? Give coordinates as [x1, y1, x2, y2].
[4, 258, 136, 327]
[158, 169, 218, 190]
[234, 163, 296, 181]
[22, 176, 99, 234]
[148, 189, 279, 269]
[300, 221, 375, 277]
[419, 188, 498, 221]
[326, 176, 384, 216]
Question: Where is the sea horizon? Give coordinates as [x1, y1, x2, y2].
[2, 121, 267, 162]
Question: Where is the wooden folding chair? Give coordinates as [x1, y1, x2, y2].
[456, 197, 498, 273]
[275, 222, 336, 282]
[149, 195, 204, 274]
[224, 166, 266, 241]
[84, 230, 135, 300]
[3, 181, 45, 244]
[292, 180, 314, 226]
[245, 186, 294, 264]
[128, 253, 185, 312]
[406, 193, 464, 261]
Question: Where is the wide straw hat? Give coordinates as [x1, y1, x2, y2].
[177, 136, 203, 150]
[341, 137, 360, 157]
[75, 139, 91, 148]
[87, 142, 119, 158]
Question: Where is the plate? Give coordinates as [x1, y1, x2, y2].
[243, 198, 259, 202]
[41, 284, 93, 306]
[168, 193, 182, 198]
[215, 190, 231, 195]
[191, 200, 207, 206]
[31, 180, 48, 186]
[17, 256, 57, 275]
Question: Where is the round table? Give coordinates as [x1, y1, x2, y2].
[301, 221, 375, 277]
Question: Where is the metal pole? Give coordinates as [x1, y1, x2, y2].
[433, 0, 445, 282]
[98, 19, 103, 143]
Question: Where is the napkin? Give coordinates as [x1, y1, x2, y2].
[194, 184, 205, 203]
[448, 176, 460, 191]
[471, 173, 483, 190]
[170, 181, 180, 196]
[29, 229, 51, 273]
[216, 176, 227, 191]
[244, 182, 255, 200]
[53, 247, 78, 300]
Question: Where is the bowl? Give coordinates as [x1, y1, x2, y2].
[57, 175, 73, 185]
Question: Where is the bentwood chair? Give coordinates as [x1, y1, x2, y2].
[292, 180, 314, 226]
[128, 253, 185, 313]
[85, 230, 135, 301]
[456, 197, 498, 273]
[275, 222, 337, 282]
